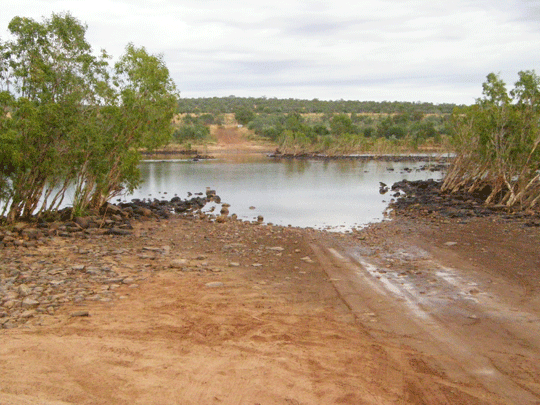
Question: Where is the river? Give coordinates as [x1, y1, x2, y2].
[121, 155, 444, 231]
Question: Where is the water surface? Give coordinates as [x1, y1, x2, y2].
[124, 155, 443, 231]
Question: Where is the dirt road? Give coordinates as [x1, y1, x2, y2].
[1, 212, 539, 404]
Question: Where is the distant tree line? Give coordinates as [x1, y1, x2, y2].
[177, 96, 459, 116]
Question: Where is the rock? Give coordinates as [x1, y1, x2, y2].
[205, 282, 224, 288]
[135, 207, 154, 217]
[3, 235, 15, 244]
[74, 216, 91, 229]
[72, 265, 86, 271]
[13, 222, 27, 233]
[21, 228, 40, 240]
[21, 298, 40, 309]
[105, 228, 132, 236]
[444, 241, 458, 246]
[267, 246, 284, 251]
[170, 259, 188, 268]
[300, 256, 315, 264]
[18, 284, 32, 297]
[70, 311, 90, 317]
[143, 246, 163, 253]
[216, 215, 228, 223]
[100, 203, 127, 217]
[20, 310, 36, 318]
[257, 215, 264, 223]
[228, 262, 240, 267]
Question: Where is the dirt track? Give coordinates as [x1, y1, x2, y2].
[1, 212, 539, 404]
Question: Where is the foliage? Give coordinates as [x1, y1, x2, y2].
[173, 124, 210, 142]
[0, 13, 177, 221]
[234, 107, 255, 126]
[242, 107, 448, 154]
[442, 71, 540, 210]
[178, 96, 459, 115]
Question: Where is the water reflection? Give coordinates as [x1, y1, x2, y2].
[124, 155, 443, 231]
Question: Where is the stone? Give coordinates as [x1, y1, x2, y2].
[444, 241, 458, 246]
[20, 310, 36, 318]
[105, 228, 132, 236]
[21, 298, 40, 308]
[18, 284, 32, 297]
[300, 256, 315, 264]
[72, 265, 86, 271]
[267, 246, 285, 251]
[228, 262, 240, 267]
[3, 300, 16, 309]
[74, 217, 90, 229]
[170, 259, 188, 268]
[13, 222, 27, 233]
[71, 311, 90, 317]
[205, 282, 224, 288]
[216, 215, 228, 223]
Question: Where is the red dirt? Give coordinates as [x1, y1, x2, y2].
[1, 212, 539, 404]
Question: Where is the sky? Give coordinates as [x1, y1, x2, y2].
[2, 0, 540, 105]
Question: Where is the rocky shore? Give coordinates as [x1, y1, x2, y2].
[0, 191, 237, 329]
[389, 178, 540, 225]
[2, 178, 539, 331]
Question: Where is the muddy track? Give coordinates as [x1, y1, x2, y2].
[310, 232, 540, 404]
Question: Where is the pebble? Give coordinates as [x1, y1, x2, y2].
[170, 259, 188, 268]
[71, 311, 90, 317]
[205, 282, 224, 288]
[300, 256, 315, 264]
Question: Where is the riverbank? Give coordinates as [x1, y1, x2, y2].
[1, 187, 540, 404]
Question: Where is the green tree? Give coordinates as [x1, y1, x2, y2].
[330, 114, 356, 136]
[234, 107, 255, 125]
[443, 71, 540, 209]
[0, 13, 177, 221]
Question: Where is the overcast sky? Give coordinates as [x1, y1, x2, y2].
[2, 0, 540, 104]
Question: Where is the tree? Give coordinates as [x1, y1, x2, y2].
[330, 114, 355, 136]
[442, 71, 540, 210]
[234, 107, 255, 125]
[0, 13, 177, 221]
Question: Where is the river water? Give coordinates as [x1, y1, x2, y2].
[122, 155, 444, 231]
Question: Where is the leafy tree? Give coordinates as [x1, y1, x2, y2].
[330, 114, 355, 136]
[0, 13, 177, 221]
[173, 124, 210, 142]
[443, 71, 540, 209]
[234, 107, 255, 125]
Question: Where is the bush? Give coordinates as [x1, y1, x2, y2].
[442, 71, 540, 210]
[173, 124, 210, 142]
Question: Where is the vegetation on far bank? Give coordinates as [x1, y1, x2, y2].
[171, 105, 453, 154]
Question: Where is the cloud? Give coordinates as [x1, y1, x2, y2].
[1, 0, 540, 104]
